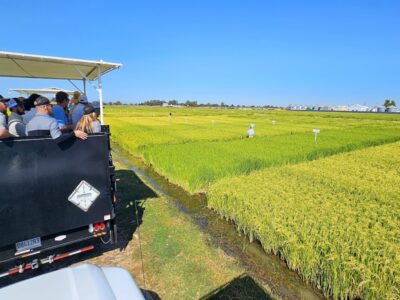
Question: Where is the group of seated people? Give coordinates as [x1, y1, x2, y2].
[0, 91, 102, 141]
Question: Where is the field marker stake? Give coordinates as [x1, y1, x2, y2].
[313, 129, 320, 142]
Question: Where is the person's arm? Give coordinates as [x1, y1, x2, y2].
[15, 122, 26, 137]
[60, 124, 73, 133]
[50, 118, 88, 142]
[0, 128, 13, 139]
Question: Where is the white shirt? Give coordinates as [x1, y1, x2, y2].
[92, 120, 101, 133]
[247, 128, 254, 138]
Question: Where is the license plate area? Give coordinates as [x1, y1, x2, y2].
[16, 237, 42, 252]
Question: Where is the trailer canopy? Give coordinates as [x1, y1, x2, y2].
[0, 51, 121, 80]
[10, 87, 75, 96]
[0, 51, 122, 124]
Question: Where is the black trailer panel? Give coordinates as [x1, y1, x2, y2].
[0, 134, 114, 249]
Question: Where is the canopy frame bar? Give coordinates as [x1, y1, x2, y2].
[68, 80, 83, 93]
[97, 67, 104, 125]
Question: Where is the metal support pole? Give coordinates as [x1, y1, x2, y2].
[83, 78, 87, 95]
[97, 66, 104, 124]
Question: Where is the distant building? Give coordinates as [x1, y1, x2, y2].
[387, 106, 399, 113]
[318, 105, 332, 111]
[332, 105, 349, 111]
[348, 104, 370, 112]
[370, 106, 386, 113]
[377, 106, 386, 113]
[287, 104, 308, 111]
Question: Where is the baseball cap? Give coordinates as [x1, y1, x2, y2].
[91, 101, 100, 109]
[78, 95, 88, 103]
[34, 96, 51, 106]
[8, 98, 20, 109]
[83, 104, 95, 115]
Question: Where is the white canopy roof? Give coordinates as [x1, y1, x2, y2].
[0, 51, 122, 80]
[10, 87, 76, 95]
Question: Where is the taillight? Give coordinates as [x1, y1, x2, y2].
[92, 222, 106, 233]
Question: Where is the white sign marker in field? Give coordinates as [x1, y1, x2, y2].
[272, 120, 276, 125]
[68, 180, 100, 212]
[312, 129, 320, 142]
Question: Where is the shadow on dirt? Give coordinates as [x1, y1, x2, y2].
[200, 273, 273, 300]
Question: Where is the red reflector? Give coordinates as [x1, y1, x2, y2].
[94, 224, 100, 231]
[100, 222, 105, 230]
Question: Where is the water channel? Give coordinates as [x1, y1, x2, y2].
[113, 148, 327, 300]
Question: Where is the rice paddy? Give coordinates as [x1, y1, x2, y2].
[209, 142, 400, 299]
[106, 106, 400, 299]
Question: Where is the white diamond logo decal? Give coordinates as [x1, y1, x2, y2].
[68, 180, 100, 212]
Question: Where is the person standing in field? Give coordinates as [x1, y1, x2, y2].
[247, 123, 255, 138]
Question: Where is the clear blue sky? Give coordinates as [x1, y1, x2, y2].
[1, 0, 399, 106]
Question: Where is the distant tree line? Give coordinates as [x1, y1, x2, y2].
[104, 99, 280, 109]
[137, 99, 279, 108]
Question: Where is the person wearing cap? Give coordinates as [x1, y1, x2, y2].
[91, 101, 101, 118]
[53, 91, 72, 132]
[26, 96, 87, 142]
[7, 98, 26, 137]
[70, 94, 88, 129]
[75, 104, 102, 133]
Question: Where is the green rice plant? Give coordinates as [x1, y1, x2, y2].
[105, 106, 400, 157]
[142, 127, 400, 192]
[208, 142, 400, 299]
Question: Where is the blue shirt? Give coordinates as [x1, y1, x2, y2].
[23, 108, 36, 124]
[71, 103, 85, 129]
[52, 105, 68, 128]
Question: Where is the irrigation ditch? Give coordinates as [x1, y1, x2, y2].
[113, 147, 327, 300]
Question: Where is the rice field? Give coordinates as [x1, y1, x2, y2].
[105, 106, 400, 299]
[208, 142, 400, 299]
